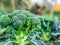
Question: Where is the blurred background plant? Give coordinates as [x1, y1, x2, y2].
[0, 0, 60, 19]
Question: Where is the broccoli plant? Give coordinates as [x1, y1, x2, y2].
[12, 16, 41, 45]
[0, 15, 11, 27]
[0, 10, 60, 45]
